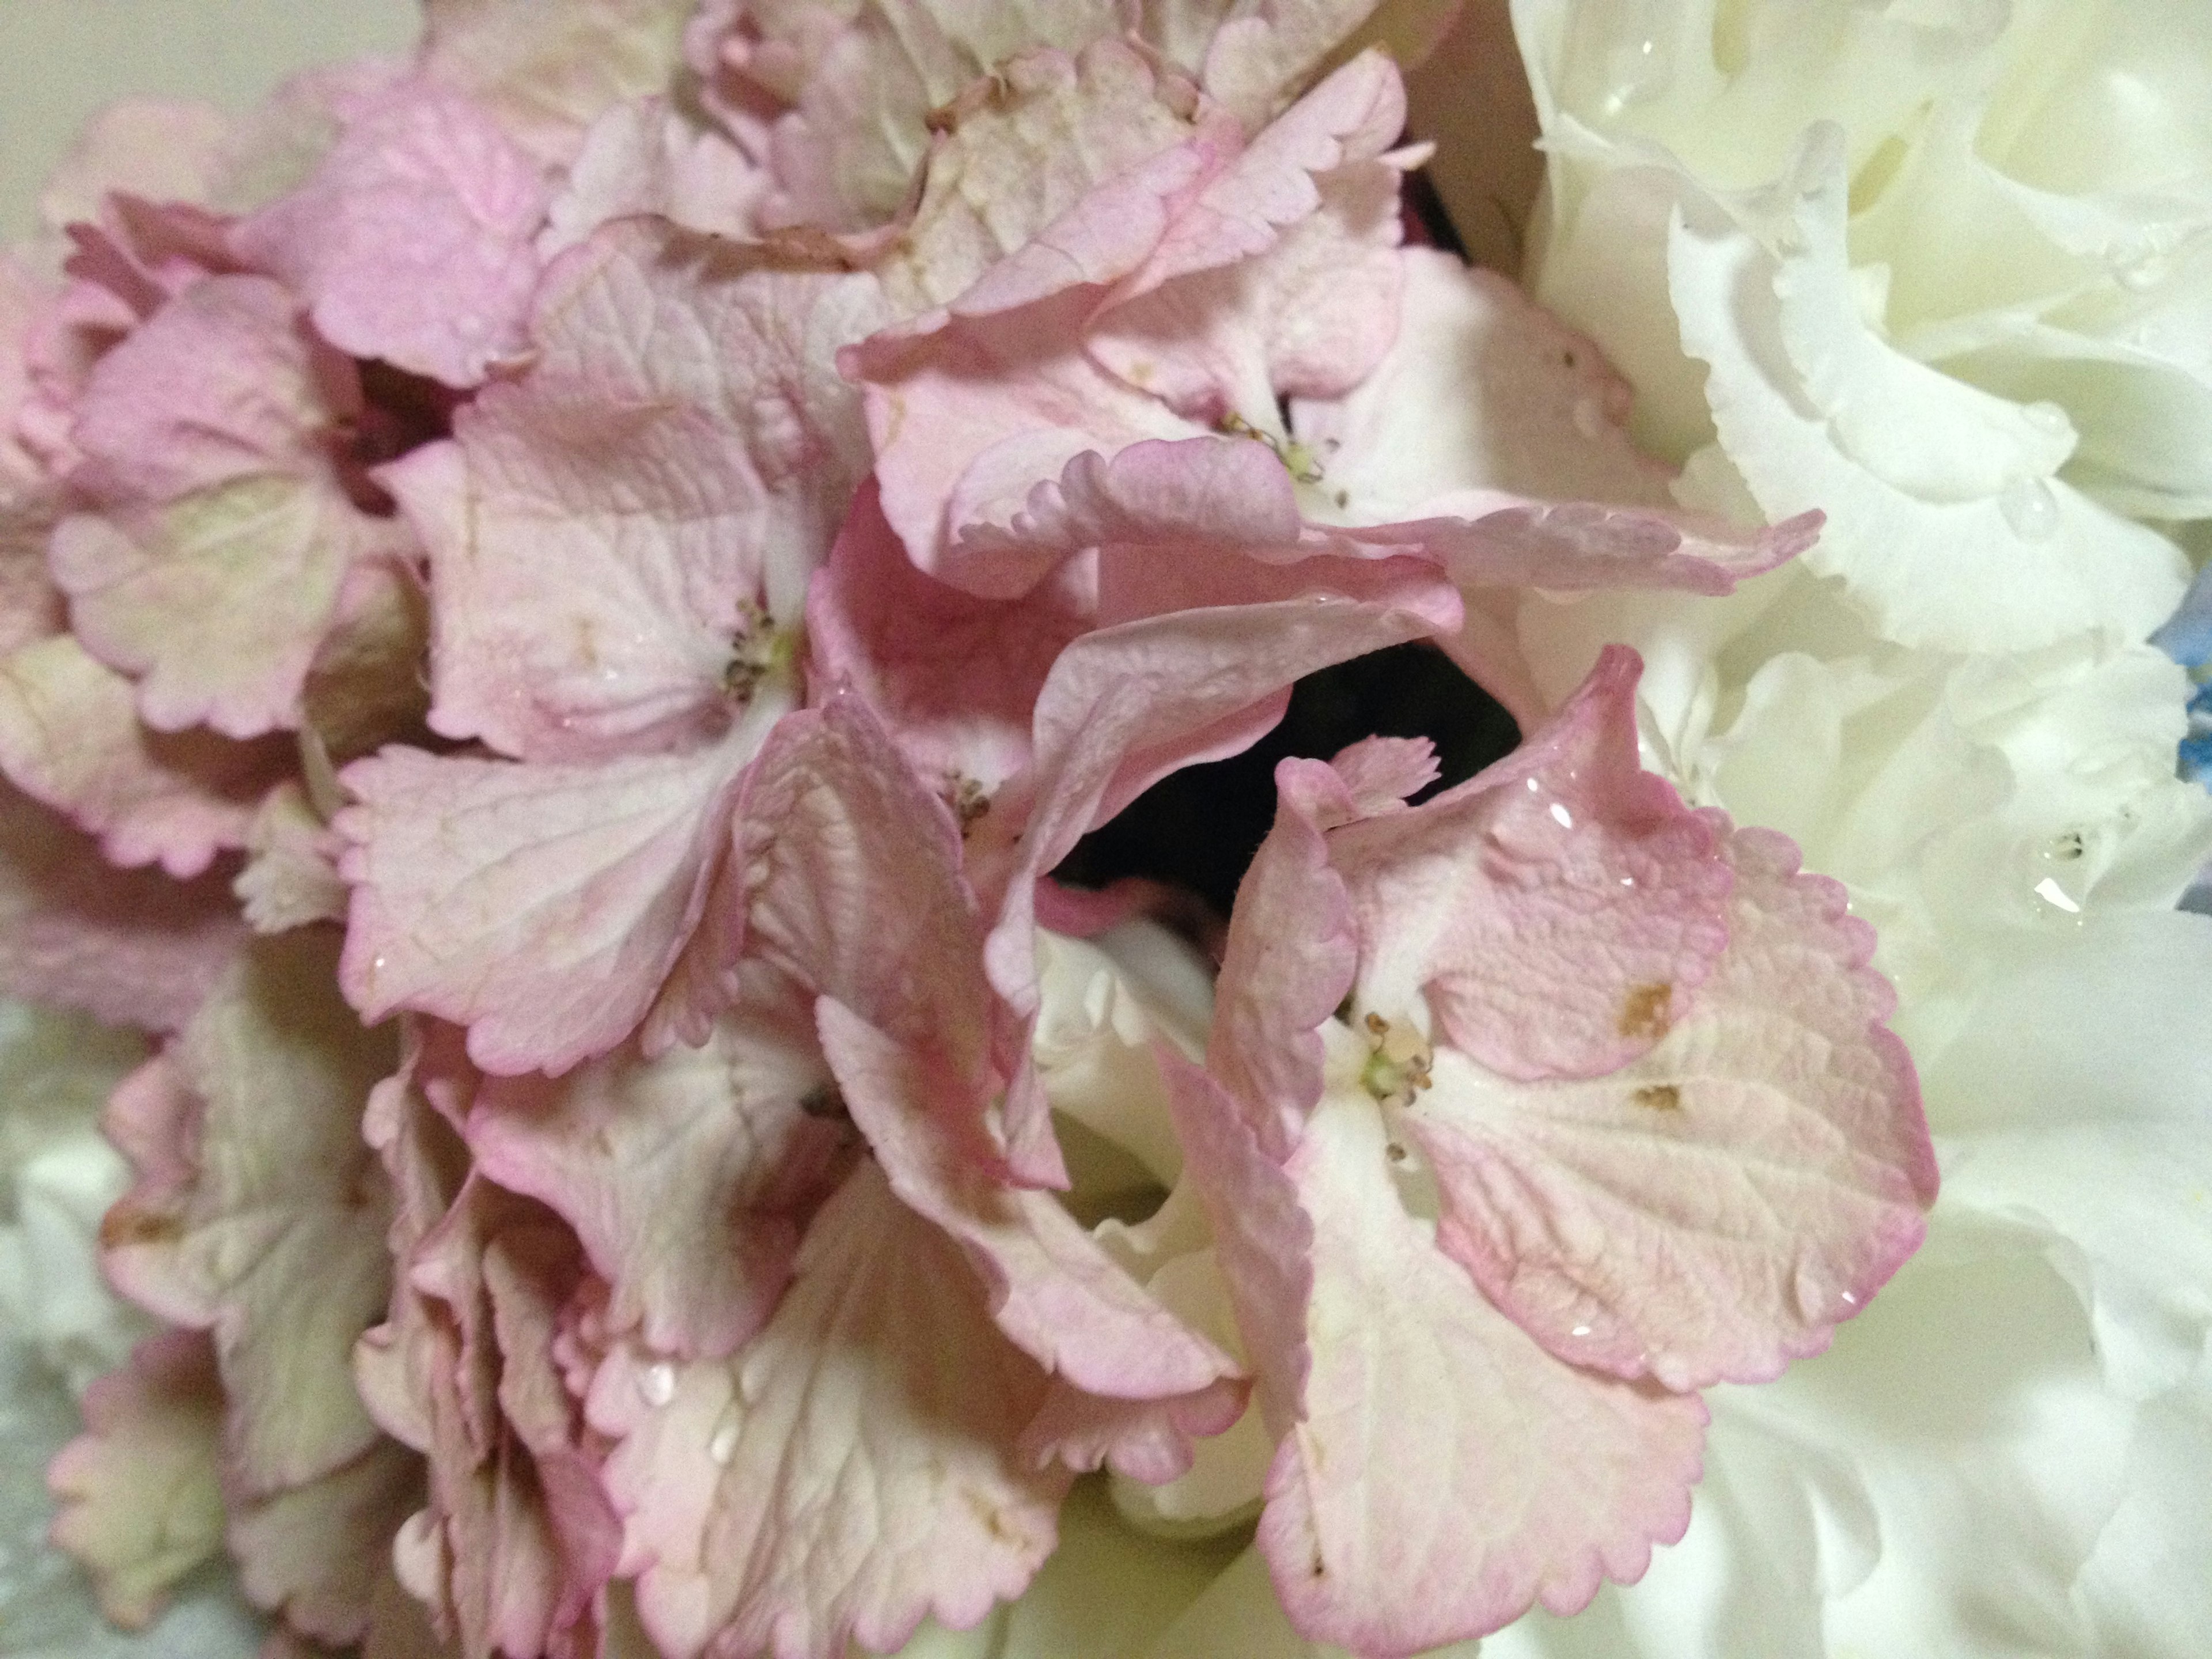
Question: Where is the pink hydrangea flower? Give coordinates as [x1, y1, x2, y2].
[336, 217, 886, 1075]
[1162, 647, 1936, 1654]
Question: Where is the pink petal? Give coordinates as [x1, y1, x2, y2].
[0, 635, 289, 876]
[1288, 249, 1817, 715]
[740, 0, 1168, 238]
[1085, 133, 1408, 420]
[395, 218, 884, 760]
[1018, 1373, 1250, 1483]
[804, 479, 1088, 799]
[1258, 1091, 1707, 1654]
[1156, 1054, 1314, 1433]
[603, 1161, 1067, 1659]
[1165, 1056, 1706, 1653]
[952, 432, 1306, 582]
[44, 271, 408, 740]
[1294, 252, 1676, 521]
[0, 779, 245, 1030]
[336, 738, 751, 1074]
[1202, 4, 1410, 126]
[99, 932, 400, 1495]
[1327, 733, 1438, 814]
[352, 1024, 476, 1460]
[1407, 823, 1936, 1391]
[854, 58, 1414, 594]
[1102, 50, 1405, 317]
[388, 1181, 620, 1659]
[1204, 757, 1362, 1161]
[47, 1329, 229, 1630]
[231, 79, 548, 386]
[859, 286, 1201, 596]
[737, 698, 1028, 1168]
[477, 1223, 626, 1653]
[466, 990, 851, 1359]
[1331, 646, 1737, 1083]
[819, 997, 1243, 1403]
[881, 41, 1216, 320]
[65, 274, 333, 505]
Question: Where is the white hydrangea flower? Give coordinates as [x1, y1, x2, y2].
[1505, 0, 2209, 652]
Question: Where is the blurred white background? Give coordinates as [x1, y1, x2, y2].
[0, 0, 418, 238]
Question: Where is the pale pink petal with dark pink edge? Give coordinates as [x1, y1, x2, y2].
[225, 1441, 425, 1649]
[1097, 47, 1403, 324]
[1016, 1372, 1250, 1484]
[1260, 1092, 1707, 1655]
[874, 40, 1215, 323]
[1162, 1056, 1706, 1656]
[336, 740, 751, 1075]
[1199, 738, 1437, 1162]
[736, 696, 1051, 1177]
[375, 1165, 622, 1659]
[600, 1161, 1066, 1659]
[48, 272, 410, 740]
[344, 223, 878, 1074]
[1407, 821, 1936, 1392]
[853, 54, 1408, 596]
[62, 274, 332, 504]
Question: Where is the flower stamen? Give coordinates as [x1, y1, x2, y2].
[1360, 1012, 1434, 1109]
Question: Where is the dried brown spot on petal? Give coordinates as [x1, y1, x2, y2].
[99, 1204, 183, 1250]
[1631, 1084, 1681, 1113]
[1618, 982, 1673, 1041]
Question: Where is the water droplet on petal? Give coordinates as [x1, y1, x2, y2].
[1999, 476, 2059, 541]
[709, 1415, 741, 1466]
[1548, 801, 1575, 830]
[2032, 875, 2082, 916]
[1571, 1324, 1593, 1338]
[2021, 400, 2072, 438]
[638, 1362, 677, 1407]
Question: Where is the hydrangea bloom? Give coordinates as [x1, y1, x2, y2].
[5, 1, 2203, 1656]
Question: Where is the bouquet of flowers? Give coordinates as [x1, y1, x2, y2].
[1, 1, 2206, 1656]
